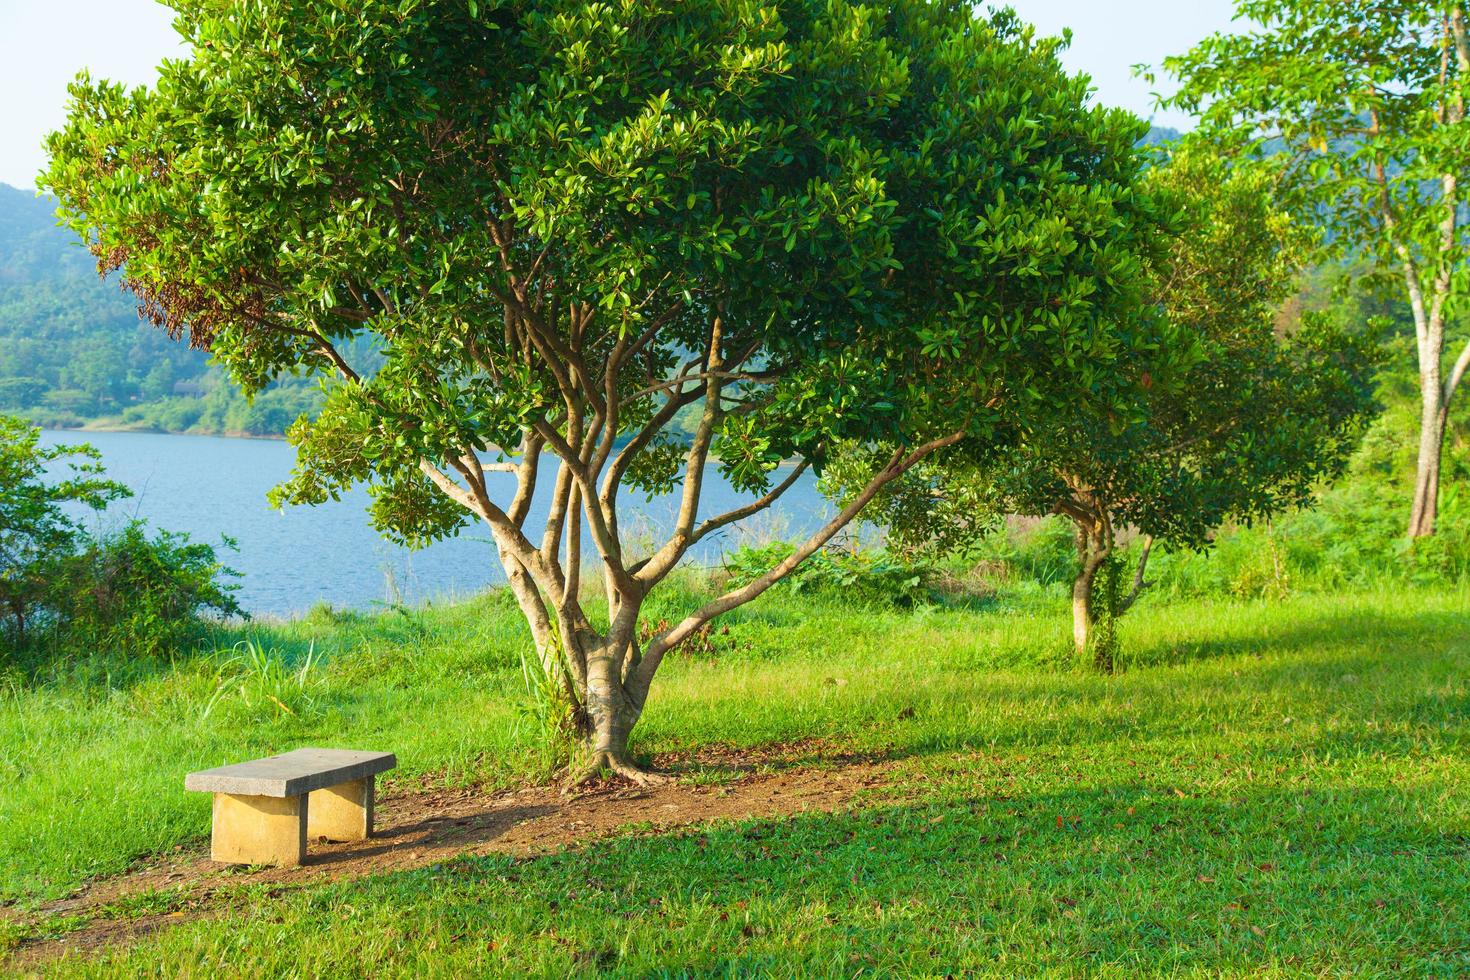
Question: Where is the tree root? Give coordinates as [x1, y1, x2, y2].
[563, 750, 673, 792]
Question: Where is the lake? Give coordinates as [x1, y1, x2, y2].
[39, 430, 833, 618]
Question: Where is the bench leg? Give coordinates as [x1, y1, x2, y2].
[307, 775, 375, 842]
[211, 793, 307, 867]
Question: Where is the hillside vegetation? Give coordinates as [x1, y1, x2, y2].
[0, 183, 317, 436]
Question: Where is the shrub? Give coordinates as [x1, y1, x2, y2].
[723, 542, 933, 608]
[1, 414, 128, 643]
[2, 414, 242, 667]
[42, 522, 242, 660]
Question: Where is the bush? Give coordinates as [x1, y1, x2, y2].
[1, 413, 242, 666]
[1, 415, 128, 641]
[723, 541, 934, 608]
[40, 522, 242, 660]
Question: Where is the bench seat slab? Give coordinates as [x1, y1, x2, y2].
[212, 793, 307, 867]
[185, 748, 396, 798]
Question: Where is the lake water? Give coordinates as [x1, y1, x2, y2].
[39, 430, 833, 618]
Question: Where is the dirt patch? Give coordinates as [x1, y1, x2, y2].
[2, 743, 904, 973]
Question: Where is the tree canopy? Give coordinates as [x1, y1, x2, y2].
[44, 0, 1166, 777]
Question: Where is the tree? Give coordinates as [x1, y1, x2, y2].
[1159, 0, 1470, 538]
[844, 152, 1380, 668]
[0, 414, 129, 639]
[45, 0, 1163, 780]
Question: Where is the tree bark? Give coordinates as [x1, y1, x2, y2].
[1409, 390, 1447, 538]
[1071, 564, 1096, 656]
[568, 638, 662, 786]
[1071, 529, 1109, 657]
[1117, 535, 1154, 615]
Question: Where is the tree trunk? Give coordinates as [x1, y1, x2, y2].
[1072, 561, 1099, 656]
[1409, 392, 1447, 538]
[571, 640, 662, 786]
[1068, 515, 1127, 673]
[1071, 526, 1108, 657]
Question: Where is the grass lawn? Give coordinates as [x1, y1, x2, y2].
[2, 583, 1468, 974]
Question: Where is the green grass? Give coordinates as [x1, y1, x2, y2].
[3, 583, 1468, 974]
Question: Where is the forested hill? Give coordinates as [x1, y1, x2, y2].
[2, 124, 1186, 437]
[0, 183, 320, 436]
[0, 184, 96, 283]
[0, 183, 213, 425]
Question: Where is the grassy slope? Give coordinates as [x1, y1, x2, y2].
[3, 585, 1468, 974]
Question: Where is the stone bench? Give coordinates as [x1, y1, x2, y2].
[185, 748, 396, 867]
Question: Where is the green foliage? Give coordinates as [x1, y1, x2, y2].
[723, 541, 932, 608]
[34, 522, 243, 662]
[0, 414, 128, 637]
[0, 414, 241, 664]
[1160, 0, 1470, 537]
[37, 0, 1164, 522]
[115, 375, 327, 437]
[0, 185, 215, 427]
[1150, 476, 1470, 599]
[1161, 1, 1470, 301]
[0, 182, 347, 437]
[838, 149, 1380, 667]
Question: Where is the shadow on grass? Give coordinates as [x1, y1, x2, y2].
[97, 778, 1470, 975]
[1121, 600, 1469, 672]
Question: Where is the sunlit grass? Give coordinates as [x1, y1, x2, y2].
[2, 583, 1467, 973]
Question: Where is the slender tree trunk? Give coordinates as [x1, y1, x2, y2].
[1072, 562, 1098, 656]
[1409, 366, 1448, 539]
[1071, 528, 1108, 657]
[1416, 7, 1470, 534]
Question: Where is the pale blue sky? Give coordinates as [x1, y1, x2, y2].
[0, 0, 1242, 190]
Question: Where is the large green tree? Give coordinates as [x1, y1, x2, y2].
[844, 152, 1379, 667]
[45, 0, 1161, 779]
[1160, 0, 1470, 539]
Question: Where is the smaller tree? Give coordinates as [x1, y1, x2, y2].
[0, 415, 129, 639]
[845, 151, 1381, 668]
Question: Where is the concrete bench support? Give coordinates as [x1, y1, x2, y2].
[186, 748, 395, 867]
[308, 775, 375, 842]
[212, 792, 308, 866]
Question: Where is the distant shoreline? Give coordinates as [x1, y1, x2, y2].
[38, 420, 287, 441]
[36, 425, 808, 468]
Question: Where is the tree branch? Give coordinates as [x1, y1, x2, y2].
[1117, 535, 1155, 614]
[1447, 334, 1470, 405]
[628, 428, 967, 701]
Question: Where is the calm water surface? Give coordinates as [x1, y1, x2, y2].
[40, 430, 831, 617]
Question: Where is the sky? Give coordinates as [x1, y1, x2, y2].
[0, 0, 1244, 191]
